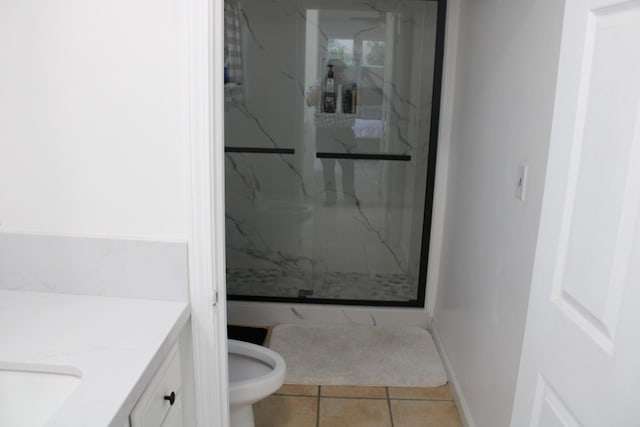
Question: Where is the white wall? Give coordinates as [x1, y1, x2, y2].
[432, 0, 564, 426]
[0, 3, 226, 426]
[0, 0, 189, 240]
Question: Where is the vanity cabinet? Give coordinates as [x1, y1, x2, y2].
[130, 343, 183, 427]
[0, 290, 192, 427]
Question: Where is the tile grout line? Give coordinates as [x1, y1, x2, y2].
[277, 392, 452, 401]
[275, 393, 321, 398]
[389, 397, 454, 402]
[386, 387, 395, 427]
[312, 395, 451, 401]
[318, 395, 389, 400]
[316, 386, 321, 427]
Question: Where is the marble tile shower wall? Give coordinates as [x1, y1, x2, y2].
[225, 0, 438, 302]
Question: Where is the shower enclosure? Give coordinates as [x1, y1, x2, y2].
[224, 0, 445, 306]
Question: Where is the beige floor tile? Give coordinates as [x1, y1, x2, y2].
[320, 385, 387, 398]
[253, 395, 317, 427]
[390, 400, 462, 427]
[319, 398, 392, 427]
[387, 384, 453, 400]
[276, 384, 319, 397]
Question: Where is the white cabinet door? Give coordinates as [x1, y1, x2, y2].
[161, 400, 184, 427]
[131, 344, 183, 427]
[511, 0, 640, 425]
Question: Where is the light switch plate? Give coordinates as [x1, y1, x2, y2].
[516, 164, 528, 201]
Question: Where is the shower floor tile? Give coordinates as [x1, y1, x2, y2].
[226, 268, 417, 301]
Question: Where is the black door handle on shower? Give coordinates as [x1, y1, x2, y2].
[316, 152, 411, 161]
[225, 147, 295, 154]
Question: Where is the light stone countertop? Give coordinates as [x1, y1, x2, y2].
[0, 290, 190, 427]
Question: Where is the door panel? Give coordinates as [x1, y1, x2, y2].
[531, 377, 580, 427]
[512, 0, 640, 425]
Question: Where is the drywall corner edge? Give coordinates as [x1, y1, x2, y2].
[425, 0, 461, 319]
[186, 0, 230, 425]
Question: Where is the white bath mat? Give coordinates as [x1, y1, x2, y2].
[268, 324, 447, 387]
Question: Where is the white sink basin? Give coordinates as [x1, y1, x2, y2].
[0, 362, 82, 426]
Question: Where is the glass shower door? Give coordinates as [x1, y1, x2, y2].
[224, 0, 315, 298]
[304, 4, 438, 303]
[224, 0, 441, 305]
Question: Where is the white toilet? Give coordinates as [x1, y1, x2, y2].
[228, 339, 286, 427]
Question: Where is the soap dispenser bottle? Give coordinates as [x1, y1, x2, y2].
[322, 65, 336, 113]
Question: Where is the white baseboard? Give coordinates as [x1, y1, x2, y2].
[430, 320, 476, 427]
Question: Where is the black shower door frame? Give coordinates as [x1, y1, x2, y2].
[227, 0, 447, 308]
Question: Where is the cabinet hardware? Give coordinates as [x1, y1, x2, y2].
[164, 391, 176, 406]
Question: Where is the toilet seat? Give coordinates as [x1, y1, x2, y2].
[228, 339, 286, 414]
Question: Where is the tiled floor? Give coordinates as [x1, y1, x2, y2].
[254, 384, 463, 427]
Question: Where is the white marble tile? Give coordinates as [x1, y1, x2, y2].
[325, 240, 368, 273]
[228, 300, 428, 327]
[0, 233, 188, 301]
[365, 241, 406, 274]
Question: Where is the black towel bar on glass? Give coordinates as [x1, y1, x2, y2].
[315, 152, 411, 161]
[225, 147, 295, 155]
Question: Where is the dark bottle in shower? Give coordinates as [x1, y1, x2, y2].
[322, 65, 336, 113]
[350, 83, 357, 114]
[343, 86, 352, 114]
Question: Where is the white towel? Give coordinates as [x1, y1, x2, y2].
[352, 119, 383, 139]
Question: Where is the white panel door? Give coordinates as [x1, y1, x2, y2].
[511, 0, 640, 426]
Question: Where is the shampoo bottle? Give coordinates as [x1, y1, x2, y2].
[322, 65, 336, 113]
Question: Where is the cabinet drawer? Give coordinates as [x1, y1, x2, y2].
[130, 344, 182, 427]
